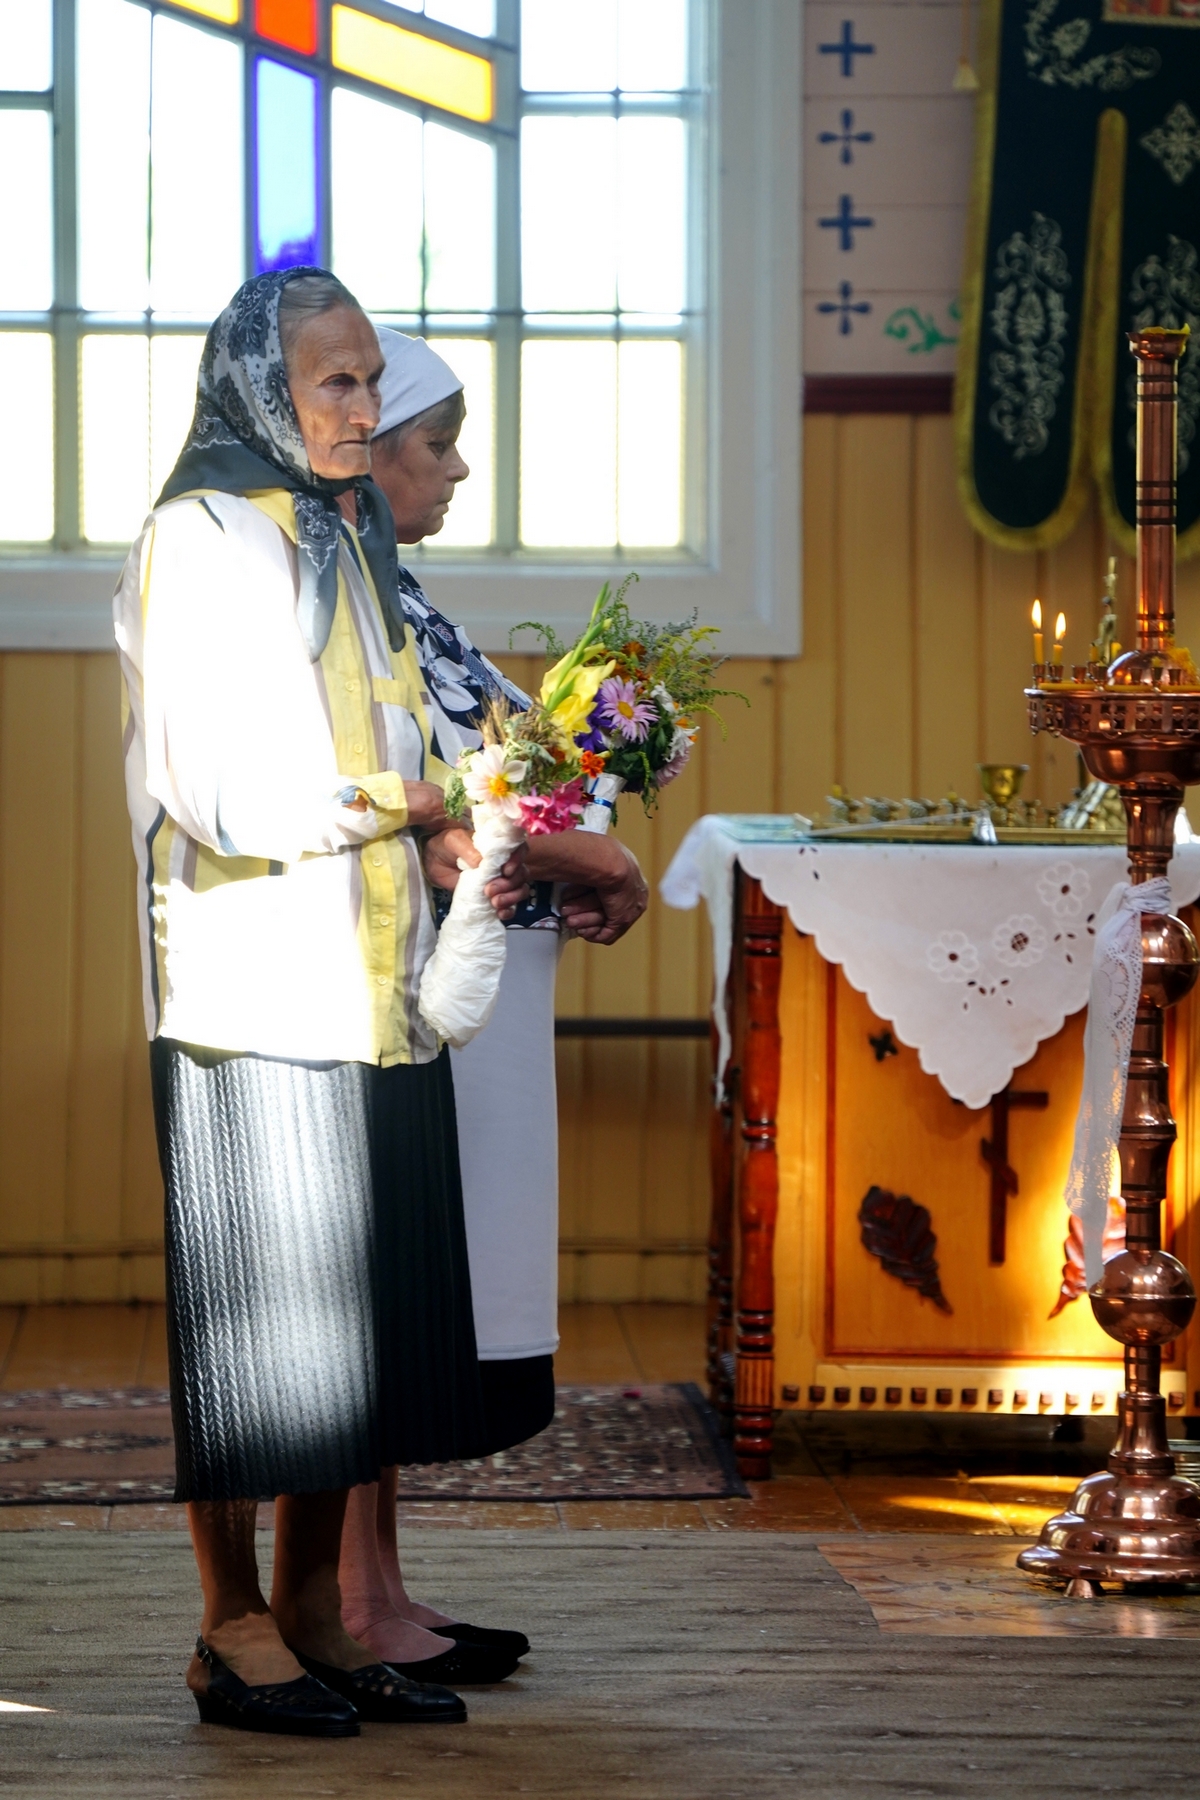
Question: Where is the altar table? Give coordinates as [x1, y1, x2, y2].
[662, 817, 1200, 1477]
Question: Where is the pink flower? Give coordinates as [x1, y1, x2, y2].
[597, 677, 655, 743]
[656, 741, 692, 788]
[518, 778, 585, 836]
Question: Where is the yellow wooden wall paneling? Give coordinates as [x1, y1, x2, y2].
[839, 416, 915, 798]
[914, 416, 981, 798]
[0, 657, 80, 1302]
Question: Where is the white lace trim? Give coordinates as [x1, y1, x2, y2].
[1065, 876, 1172, 1284]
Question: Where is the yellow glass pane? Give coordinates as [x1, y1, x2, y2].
[171, 0, 240, 20]
[331, 6, 493, 122]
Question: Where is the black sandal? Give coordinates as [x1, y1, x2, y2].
[192, 1637, 359, 1737]
[431, 1622, 530, 1659]
[291, 1652, 467, 1723]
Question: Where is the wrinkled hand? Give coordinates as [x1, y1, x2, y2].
[403, 781, 452, 832]
[422, 826, 529, 921]
[558, 839, 649, 945]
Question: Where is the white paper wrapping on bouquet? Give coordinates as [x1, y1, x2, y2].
[1065, 876, 1172, 1286]
[418, 811, 522, 1049]
[660, 815, 1200, 1109]
[578, 772, 624, 834]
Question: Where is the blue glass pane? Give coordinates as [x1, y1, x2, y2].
[255, 57, 319, 273]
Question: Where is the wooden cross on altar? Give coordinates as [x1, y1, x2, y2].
[981, 1081, 1049, 1264]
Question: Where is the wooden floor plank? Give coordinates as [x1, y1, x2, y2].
[1, 1303, 150, 1391]
[0, 1306, 22, 1380]
[554, 1303, 639, 1383]
[616, 1303, 706, 1384]
[137, 1305, 170, 1388]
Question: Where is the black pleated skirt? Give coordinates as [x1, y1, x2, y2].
[151, 1039, 485, 1503]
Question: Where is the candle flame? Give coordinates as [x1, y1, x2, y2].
[1032, 599, 1042, 629]
[1054, 612, 1066, 640]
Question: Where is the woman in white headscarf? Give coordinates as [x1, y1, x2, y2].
[337, 330, 648, 1667]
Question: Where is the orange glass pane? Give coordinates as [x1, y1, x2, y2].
[256, 0, 317, 54]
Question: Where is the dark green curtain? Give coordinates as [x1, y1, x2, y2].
[956, 0, 1200, 557]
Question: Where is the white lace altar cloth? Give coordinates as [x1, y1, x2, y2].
[661, 815, 1200, 1110]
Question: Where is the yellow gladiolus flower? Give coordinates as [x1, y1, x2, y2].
[540, 657, 615, 736]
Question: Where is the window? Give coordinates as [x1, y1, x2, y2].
[0, 1, 800, 653]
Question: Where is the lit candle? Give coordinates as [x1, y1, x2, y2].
[1053, 612, 1066, 664]
[1032, 599, 1043, 666]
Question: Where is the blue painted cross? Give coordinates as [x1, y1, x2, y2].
[818, 282, 872, 336]
[818, 195, 874, 251]
[819, 21, 875, 78]
[818, 109, 874, 166]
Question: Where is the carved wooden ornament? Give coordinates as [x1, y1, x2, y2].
[858, 1185, 952, 1314]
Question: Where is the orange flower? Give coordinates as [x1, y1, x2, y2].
[580, 750, 608, 776]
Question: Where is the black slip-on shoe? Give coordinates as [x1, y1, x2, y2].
[431, 1621, 530, 1659]
[291, 1651, 467, 1724]
[385, 1640, 519, 1685]
[192, 1636, 359, 1737]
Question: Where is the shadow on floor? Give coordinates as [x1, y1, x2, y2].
[771, 1409, 1120, 1479]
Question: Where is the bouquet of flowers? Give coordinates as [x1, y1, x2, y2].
[521, 575, 738, 833]
[418, 579, 733, 1047]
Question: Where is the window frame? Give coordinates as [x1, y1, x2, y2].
[0, 0, 801, 656]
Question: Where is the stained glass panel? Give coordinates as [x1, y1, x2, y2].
[617, 117, 685, 315]
[81, 336, 151, 543]
[151, 336, 207, 501]
[520, 0, 617, 93]
[616, 0, 688, 92]
[172, 0, 241, 20]
[331, 6, 493, 122]
[0, 0, 53, 88]
[520, 0, 688, 92]
[423, 124, 495, 313]
[520, 341, 617, 547]
[0, 114, 53, 312]
[424, 0, 494, 37]
[255, 57, 319, 272]
[521, 118, 616, 313]
[617, 340, 682, 546]
[428, 338, 494, 547]
[0, 335, 53, 543]
[331, 88, 423, 313]
[255, 0, 316, 53]
[151, 17, 243, 316]
[78, 0, 151, 313]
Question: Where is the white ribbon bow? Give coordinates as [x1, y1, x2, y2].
[1065, 875, 1172, 1284]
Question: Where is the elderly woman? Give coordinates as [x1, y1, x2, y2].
[114, 271, 524, 1736]
[335, 331, 649, 1666]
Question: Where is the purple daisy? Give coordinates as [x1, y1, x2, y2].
[597, 677, 655, 743]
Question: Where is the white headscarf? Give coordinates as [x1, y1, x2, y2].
[373, 327, 463, 438]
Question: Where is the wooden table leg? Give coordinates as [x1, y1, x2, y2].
[707, 1018, 735, 1431]
[734, 875, 783, 1480]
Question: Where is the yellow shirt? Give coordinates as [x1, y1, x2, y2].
[114, 489, 451, 1066]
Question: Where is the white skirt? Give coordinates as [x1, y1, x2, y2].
[450, 926, 561, 1360]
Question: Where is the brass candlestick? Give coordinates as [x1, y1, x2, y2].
[1020, 327, 1200, 1593]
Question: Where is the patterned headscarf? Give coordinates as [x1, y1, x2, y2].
[157, 268, 402, 661]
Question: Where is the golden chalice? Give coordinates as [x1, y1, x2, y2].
[978, 763, 1029, 814]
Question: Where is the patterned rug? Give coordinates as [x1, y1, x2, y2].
[0, 1383, 746, 1505]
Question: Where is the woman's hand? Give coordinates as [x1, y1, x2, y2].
[403, 781, 452, 832]
[422, 827, 530, 921]
[527, 834, 648, 945]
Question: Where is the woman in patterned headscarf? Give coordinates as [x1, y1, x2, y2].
[114, 271, 525, 1736]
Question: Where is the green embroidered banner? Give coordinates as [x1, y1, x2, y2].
[957, 0, 1200, 556]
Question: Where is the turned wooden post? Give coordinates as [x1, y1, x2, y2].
[706, 1015, 735, 1428]
[733, 873, 783, 1479]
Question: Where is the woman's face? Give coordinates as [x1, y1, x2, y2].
[286, 306, 383, 480]
[370, 416, 470, 543]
